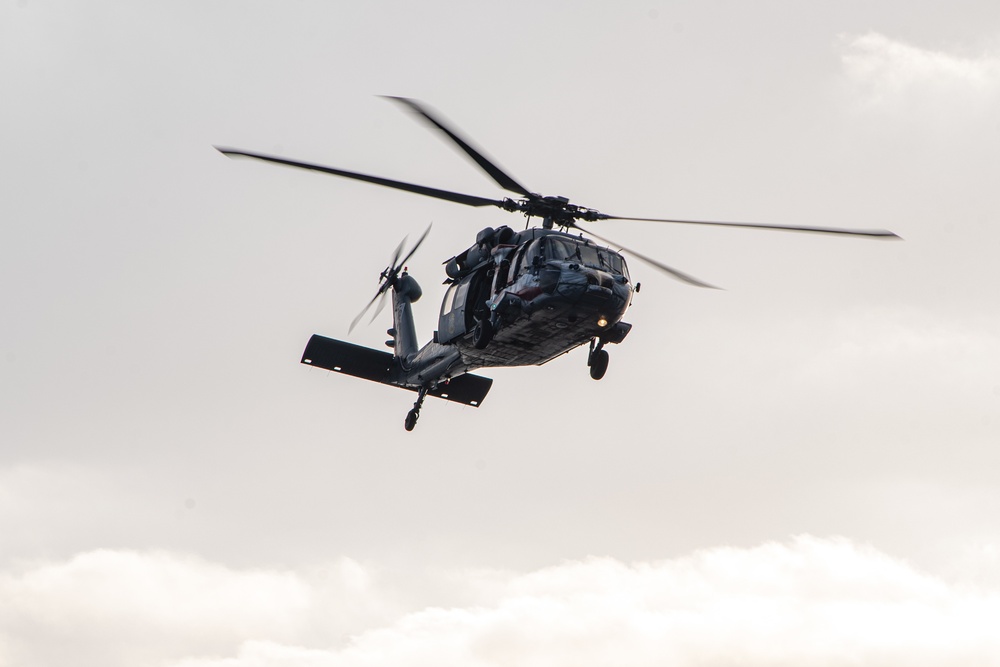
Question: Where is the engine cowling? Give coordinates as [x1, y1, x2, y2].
[445, 226, 515, 280]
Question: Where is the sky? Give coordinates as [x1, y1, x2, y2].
[2, 1, 1000, 665]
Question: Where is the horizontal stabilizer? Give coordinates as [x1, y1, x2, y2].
[301, 334, 492, 407]
[424, 371, 493, 407]
[302, 334, 392, 383]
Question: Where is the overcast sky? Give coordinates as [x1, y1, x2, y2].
[3, 1, 1000, 665]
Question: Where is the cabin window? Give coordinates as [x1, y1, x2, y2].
[441, 283, 459, 315]
[511, 242, 529, 276]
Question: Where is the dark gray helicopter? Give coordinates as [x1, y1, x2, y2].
[217, 97, 899, 430]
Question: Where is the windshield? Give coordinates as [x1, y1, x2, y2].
[546, 237, 626, 275]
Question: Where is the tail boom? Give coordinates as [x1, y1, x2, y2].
[301, 334, 492, 407]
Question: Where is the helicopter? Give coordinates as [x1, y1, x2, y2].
[216, 97, 899, 431]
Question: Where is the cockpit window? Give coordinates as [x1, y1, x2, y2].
[545, 237, 626, 275]
[546, 238, 575, 262]
[521, 239, 544, 269]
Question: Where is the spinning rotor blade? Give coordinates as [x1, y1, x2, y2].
[595, 214, 901, 239]
[369, 290, 391, 325]
[350, 289, 384, 333]
[380, 99, 899, 241]
[347, 224, 432, 333]
[215, 147, 506, 209]
[388, 237, 406, 274]
[397, 223, 432, 271]
[383, 96, 532, 197]
[348, 237, 405, 333]
[578, 226, 721, 290]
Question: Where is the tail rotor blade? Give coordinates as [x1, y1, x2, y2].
[369, 289, 391, 324]
[349, 290, 382, 333]
[396, 223, 432, 271]
[388, 236, 406, 271]
[349, 225, 431, 333]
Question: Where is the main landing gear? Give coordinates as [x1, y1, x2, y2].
[405, 387, 427, 431]
[588, 338, 609, 380]
[473, 318, 494, 349]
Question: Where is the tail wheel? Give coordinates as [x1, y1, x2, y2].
[589, 349, 609, 380]
[405, 409, 418, 431]
[473, 319, 494, 349]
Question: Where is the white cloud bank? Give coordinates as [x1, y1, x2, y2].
[3, 537, 1000, 667]
[839, 32, 1000, 117]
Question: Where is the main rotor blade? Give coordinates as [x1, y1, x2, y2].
[597, 214, 901, 239]
[382, 97, 532, 197]
[215, 147, 506, 209]
[578, 226, 721, 290]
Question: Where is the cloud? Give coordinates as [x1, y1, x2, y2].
[839, 32, 1000, 117]
[0, 550, 398, 667]
[3, 537, 1000, 667]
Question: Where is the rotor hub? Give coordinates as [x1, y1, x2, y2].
[504, 195, 607, 228]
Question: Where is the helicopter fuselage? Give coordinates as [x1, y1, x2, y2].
[433, 226, 632, 373]
[300, 225, 634, 428]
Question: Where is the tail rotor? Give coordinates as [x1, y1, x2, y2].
[349, 224, 432, 333]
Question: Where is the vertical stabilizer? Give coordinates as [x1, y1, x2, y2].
[391, 272, 422, 363]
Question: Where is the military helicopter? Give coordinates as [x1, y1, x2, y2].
[217, 97, 899, 430]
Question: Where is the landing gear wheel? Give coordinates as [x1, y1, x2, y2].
[404, 387, 427, 431]
[589, 349, 609, 380]
[473, 319, 494, 349]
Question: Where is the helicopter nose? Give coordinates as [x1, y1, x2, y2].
[583, 269, 614, 289]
